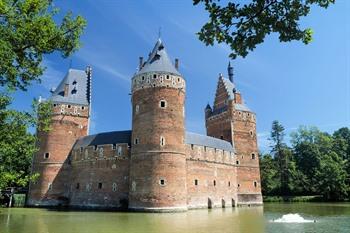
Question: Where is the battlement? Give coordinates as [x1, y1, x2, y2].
[132, 72, 185, 92]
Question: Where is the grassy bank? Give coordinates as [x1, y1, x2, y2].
[263, 195, 324, 202]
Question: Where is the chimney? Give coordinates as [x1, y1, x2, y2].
[228, 61, 234, 82]
[139, 57, 143, 70]
[175, 58, 179, 70]
[64, 83, 69, 97]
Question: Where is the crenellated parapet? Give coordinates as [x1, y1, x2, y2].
[131, 72, 185, 93]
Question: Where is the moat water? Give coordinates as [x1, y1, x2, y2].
[1, 203, 349, 233]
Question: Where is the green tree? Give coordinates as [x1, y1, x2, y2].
[193, 0, 335, 59]
[316, 152, 348, 200]
[0, 0, 86, 91]
[0, 92, 52, 190]
[259, 153, 278, 195]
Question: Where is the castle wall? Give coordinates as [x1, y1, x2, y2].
[129, 73, 187, 211]
[27, 103, 89, 206]
[69, 143, 130, 209]
[232, 110, 262, 205]
[185, 144, 237, 209]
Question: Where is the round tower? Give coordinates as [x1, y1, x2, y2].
[129, 39, 187, 212]
[27, 67, 92, 206]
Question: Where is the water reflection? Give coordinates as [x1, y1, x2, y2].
[1, 203, 350, 233]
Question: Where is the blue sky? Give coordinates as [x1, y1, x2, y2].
[12, 0, 350, 152]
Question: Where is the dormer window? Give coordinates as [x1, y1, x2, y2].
[71, 88, 77, 95]
[72, 80, 77, 85]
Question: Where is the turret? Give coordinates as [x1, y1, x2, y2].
[27, 67, 92, 206]
[129, 39, 187, 212]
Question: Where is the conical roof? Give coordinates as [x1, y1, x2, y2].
[137, 39, 181, 76]
[50, 69, 90, 105]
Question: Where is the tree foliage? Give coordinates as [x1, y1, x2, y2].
[193, 0, 335, 59]
[0, 92, 52, 190]
[0, 0, 86, 91]
[260, 123, 349, 201]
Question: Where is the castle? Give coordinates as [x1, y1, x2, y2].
[27, 39, 262, 211]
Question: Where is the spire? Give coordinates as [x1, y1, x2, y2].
[228, 61, 234, 82]
[137, 38, 180, 76]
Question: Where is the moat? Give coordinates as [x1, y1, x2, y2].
[1, 203, 349, 233]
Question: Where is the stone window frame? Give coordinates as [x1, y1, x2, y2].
[254, 181, 257, 188]
[159, 99, 167, 108]
[160, 136, 165, 147]
[213, 180, 216, 186]
[112, 183, 117, 192]
[194, 179, 198, 186]
[134, 138, 139, 145]
[117, 146, 122, 156]
[135, 104, 140, 113]
[251, 153, 256, 160]
[236, 160, 240, 165]
[159, 178, 166, 186]
[43, 152, 50, 159]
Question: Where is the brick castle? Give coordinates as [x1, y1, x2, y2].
[27, 39, 262, 211]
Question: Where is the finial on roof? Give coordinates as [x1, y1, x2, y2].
[158, 27, 161, 39]
[219, 73, 223, 78]
[205, 103, 212, 110]
[228, 61, 234, 82]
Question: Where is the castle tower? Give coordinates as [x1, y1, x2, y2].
[129, 39, 187, 212]
[205, 63, 262, 205]
[27, 67, 92, 206]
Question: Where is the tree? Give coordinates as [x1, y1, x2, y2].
[259, 153, 279, 195]
[0, 92, 52, 190]
[0, 0, 86, 91]
[193, 0, 335, 59]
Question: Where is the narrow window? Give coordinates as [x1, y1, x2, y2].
[213, 180, 216, 186]
[135, 104, 139, 113]
[251, 153, 256, 160]
[80, 147, 83, 153]
[117, 146, 122, 155]
[204, 146, 207, 152]
[112, 183, 117, 192]
[236, 160, 240, 165]
[228, 181, 231, 187]
[60, 105, 65, 114]
[134, 138, 139, 145]
[98, 183, 103, 189]
[81, 106, 85, 110]
[254, 181, 257, 188]
[177, 78, 180, 82]
[112, 144, 116, 150]
[250, 131, 253, 137]
[238, 184, 241, 188]
[166, 75, 170, 80]
[195, 179, 198, 186]
[68, 105, 71, 109]
[159, 179, 166, 186]
[159, 100, 166, 108]
[153, 74, 157, 79]
[74, 106, 78, 114]
[76, 183, 80, 189]
[94, 145, 98, 151]
[191, 144, 194, 150]
[142, 76, 145, 81]
[44, 152, 50, 159]
[160, 136, 165, 146]
[48, 183, 52, 191]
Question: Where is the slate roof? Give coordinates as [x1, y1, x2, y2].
[185, 132, 234, 152]
[137, 39, 181, 76]
[234, 103, 251, 112]
[50, 69, 90, 105]
[73, 130, 234, 152]
[73, 130, 132, 149]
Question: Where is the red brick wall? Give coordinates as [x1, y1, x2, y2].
[129, 73, 187, 211]
[27, 103, 89, 206]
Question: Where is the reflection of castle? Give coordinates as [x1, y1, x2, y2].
[27, 39, 262, 211]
